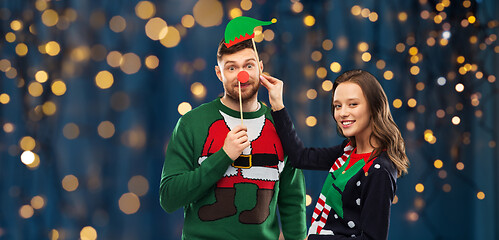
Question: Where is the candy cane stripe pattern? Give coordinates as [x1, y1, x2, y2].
[309, 142, 353, 235]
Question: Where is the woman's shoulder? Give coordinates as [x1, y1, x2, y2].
[369, 152, 397, 179]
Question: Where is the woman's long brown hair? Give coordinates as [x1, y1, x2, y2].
[332, 70, 409, 177]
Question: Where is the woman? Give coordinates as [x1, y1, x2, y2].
[260, 70, 409, 239]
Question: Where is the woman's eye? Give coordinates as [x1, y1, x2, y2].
[334, 105, 341, 109]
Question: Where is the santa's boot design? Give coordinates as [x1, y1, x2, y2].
[198, 188, 237, 221]
[239, 189, 274, 224]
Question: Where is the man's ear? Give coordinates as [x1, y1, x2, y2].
[259, 60, 263, 72]
[215, 65, 222, 82]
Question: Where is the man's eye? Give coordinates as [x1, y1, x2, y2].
[228, 67, 235, 71]
[246, 64, 253, 69]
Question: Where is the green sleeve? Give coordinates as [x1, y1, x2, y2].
[278, 156, 307, 239]
[159, 117, 233, 213]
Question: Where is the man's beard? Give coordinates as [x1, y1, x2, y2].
[225, 82, 260, 102]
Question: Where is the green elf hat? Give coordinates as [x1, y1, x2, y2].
[224, 16, 277, 48]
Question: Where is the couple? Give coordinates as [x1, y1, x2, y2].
[160, 38, 409, 240]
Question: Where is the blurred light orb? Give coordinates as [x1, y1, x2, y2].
[120, 53, 141, 74]
[383, 70, 394, 80]
[240, 0, 252, 11]
[128, 175, 150, 196]
[21, 150, 35, 165]
[145, 55, 159, 69]
[109, 16, 126, 33]
[292, 2, 304, 13]
[304, 15, 315, 26]
[6, 32, 16, 42]
[135, 1, 156, 20]
[305, 116, 317, 127]
[51, 80, 67, 96]
[19, 205, 34, 219]
[230, 8, 243, 19]
[361, 52, 371, 62]
[437, 77, 446, 86]
[63, 123, 80, 139]
[11, 20, 23, 31]
[62, 174, 79, 192]
[119, 192, 141, 214]
[181, 15, 195, 28]
[31, 196, 45, 209]
[316, 67, 327, 79]
[306, 194, 312, 206]
[442, 31, 451, 40]
[95, 70, 114, 89]
[28, 82, 43, 97]
[16, 43, 28, 56]
[193, 0, 223, 27]
[145, 17, 168, 40]
[35, 70, 49, 83]
[178, 102, 192, 115]
[191, 82, 207, 99]
[415, 183, 424, 192]
[80, 226, 97, 240]
[42, 101, 57, 115]
[322, 39, 333, 51]
[455, 83, 464, 92]
[477, 191, 485, 200]
[306, 89, 317, 99]
[45, 41, 60, 56]
[434, 159, 443, 169]
[42, 9, 59, 27]
[107, 51, 123, 68]
[98, 121, 115, 139]
[160, 26, 181, 48]
[0, 93, 10, 104]
[452, 116, 461, 125]
[322, 80, 333, 91]
[393, 99, 402, 108]
[330, 62, 341, 73]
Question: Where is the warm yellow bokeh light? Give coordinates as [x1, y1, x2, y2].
[28, 82, 44, 97]
[305, 116, 317, 127]
[455, 83, 464, 92]
[119, 192, 141, 214]
[145, 17, 168, 41]
[415, 183, 424, 192]
[31, 196, 45, 209]
[395, 43, 405, 52]
[351, 5, 361, 16]
[292, 2, 304, 13]
[311, 51, 322, 62]
[306, 194, 312, 206]
[42, 9, 59, 27]
[383, 70, 394, 80]
[322, 39, 333, 51]
[322, 80, 333, 92]
[135, 1, 156, 20]
[240, 0, 252, 11]
[407, 98, 417, 108]
[45, 41, 61, 56]
[456, 162, 465, 170]
[316, 67, 327, 79]
[16, 43, 28, 56]
[434, 159, 443, 169]
[63, 123, 80, 139]
[477, 191, 485, 200]
[128, 175, 150, 196]
[107, 51, 123, 68]
[193, 0, 223, 27]
[109, 16, 127, 33]
[178, 102, 192, 115]
[80, 226, 98, 240]
[145, 55, 159, 69]
[306, 89, 317, 99]
[393, 99, 402, 108]
[181, 15, 195, 28]
[19, 205, 34, 219]
[6, 32, 16, 42]
[20, 136, 36, 151]
[11, 20, 23, 31]
[95, 70, 114, 89]
[191, 82, 207, 99]
[62, 174, 79, 192]
[304, 15, 315, 27]
[398, 12, 408, 22]
[160, 26, 181, 48]
[452, 116, 461, 125]
[120, 53, 141, 75]
[410, 66, 420, 75]
[0, 93, 10, 104]
[98, 121, 115, 139]
[42, 101, 57, 116]
[229, 8, 243, 19]
[51, 80, 67, 96]
[330, 62, 341, 73]
[35, 70, 49, 83]
[361, 52, 371, 62]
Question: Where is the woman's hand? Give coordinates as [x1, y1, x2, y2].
[259, 74, 285, 111]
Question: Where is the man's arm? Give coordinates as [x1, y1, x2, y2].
[159, 118, 233, 213]
[278, 157, 307, 240]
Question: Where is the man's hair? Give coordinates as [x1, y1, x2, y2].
[217, 38, 255, 62]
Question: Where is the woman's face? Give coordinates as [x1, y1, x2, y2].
[333, 82, 372, 141]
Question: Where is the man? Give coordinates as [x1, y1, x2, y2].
[160, 39, 306, 239]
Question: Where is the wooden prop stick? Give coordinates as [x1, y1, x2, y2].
[239, 81, 243, 125]
[251, 38, 262, 75]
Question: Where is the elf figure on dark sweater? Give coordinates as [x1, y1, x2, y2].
[197, 110, 284, 224]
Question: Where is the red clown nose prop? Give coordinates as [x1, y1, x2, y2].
[237, 71, 249, 83]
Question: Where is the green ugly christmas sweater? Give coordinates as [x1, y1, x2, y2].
[160, 98, 307, 240]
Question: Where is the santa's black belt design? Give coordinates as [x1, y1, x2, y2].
[232, 154, 279, 169]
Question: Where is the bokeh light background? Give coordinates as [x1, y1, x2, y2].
[0, 0, 498, 239]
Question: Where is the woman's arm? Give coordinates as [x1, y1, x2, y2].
[260, 74, 346, 170]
